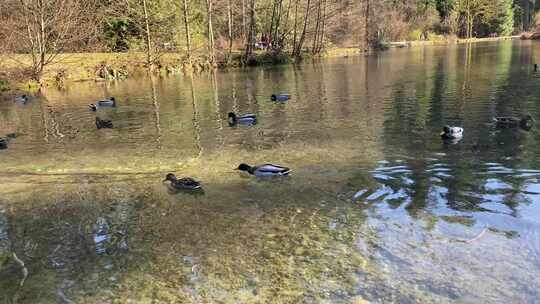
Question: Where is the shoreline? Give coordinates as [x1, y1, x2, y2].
[0, 36, 522, 96]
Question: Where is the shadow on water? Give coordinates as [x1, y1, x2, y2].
[1, 41, 540, 303]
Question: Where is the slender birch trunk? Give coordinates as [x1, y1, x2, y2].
[182, 0, 192, 64]
[142, 0, 153, 70]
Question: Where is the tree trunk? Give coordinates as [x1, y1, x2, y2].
[273, 0, 283, 50]
[280, 0, 292, 48]
[38, 0, 46, 79]
[182, 0, 192, 64]
[364, 0, 370, 51]
[295, 0, 311, 58]
[244, 0, 256, 59]
[242, 0, 246, 40]
[206, 0, 215, 64]
[227, 0, 233, 61]
[317, 0, 326, 53]
[269, 0, 277, 45]
[312, 0, 321, 54]
[292, 0, 299, 56]
[142, 0, 153, 70]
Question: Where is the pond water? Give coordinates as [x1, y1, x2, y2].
[1, 41, 540, 303]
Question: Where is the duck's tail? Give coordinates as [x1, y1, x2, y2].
[280, 169, 292, 176]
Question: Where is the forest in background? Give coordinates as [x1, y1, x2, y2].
[1, 0, 540, 83]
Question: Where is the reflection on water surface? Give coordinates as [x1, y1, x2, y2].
[1, 41, 540, 303]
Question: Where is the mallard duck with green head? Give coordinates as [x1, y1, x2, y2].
[440, 126, 463, 140]
[236, 163, 291, 177]
[228, 112, 257, 126]
[90, 97, 117, 111]
[271, 94, 291, 102]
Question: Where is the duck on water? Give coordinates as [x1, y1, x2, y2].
[0, 133, 18, 150]
[271, 94, 291, 102]
[163, 173, 203, 192]
[89, 97, 117, 111]
[228, 112, 257, 126]
[236, 163, 291, 177]
[14, 95, 29, 104]
[440, 126, 463, 140]
[494, 115, 534, 131]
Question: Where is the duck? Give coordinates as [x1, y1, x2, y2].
[0, 138, 7, 150]
[14, 95, 28, 103]
[95, 117, 113, 129]
[90, 97, 117, 110]
[236, 163, 291, 177]
[228, 112, 257, 126]
[271, 94, 291, 102]
[440, 126, 463, 140]
[494, 115, 534, 130]
[98, 97, 117, 107]
[163, 173, 202, 191]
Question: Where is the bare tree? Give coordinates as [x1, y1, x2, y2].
[455, 0, 489, 39]
[1, 0, 98, 82]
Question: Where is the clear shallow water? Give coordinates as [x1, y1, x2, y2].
[1, 41, 540, 303]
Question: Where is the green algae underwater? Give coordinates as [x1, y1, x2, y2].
[1, 40, 540, 303]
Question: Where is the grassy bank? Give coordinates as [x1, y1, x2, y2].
[0, 49, 359, 94]
[0, 36, 519, 95]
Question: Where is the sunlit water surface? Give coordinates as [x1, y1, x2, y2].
[1, 41, 540, 303]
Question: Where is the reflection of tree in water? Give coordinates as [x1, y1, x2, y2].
[189, 75, 203, 158]
[149, 76, 162, 149]
[210, 71, 225, 148]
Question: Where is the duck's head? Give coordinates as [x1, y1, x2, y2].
[271, 94, 277, 101]
[110, 97, 116, 102]
[89, 104, 97, 111]
[236, 163, 251, 172]
[163, 173, 176, 182]
[21, 94, 27, 99]
[520, 115, 534, 131]
[442, 126, 451, 134]
[228, 112, 237, 122]
[535, 64, 538, 71]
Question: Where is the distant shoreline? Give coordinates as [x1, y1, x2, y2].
[0, 36, 523, 96]
[386, 35, 520, 48]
